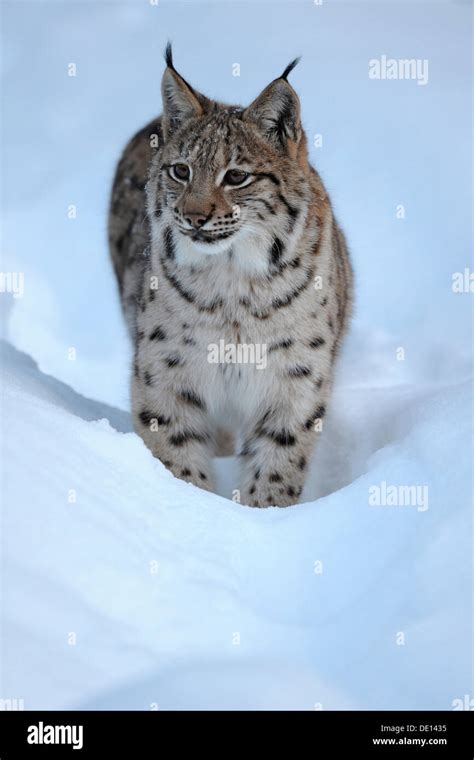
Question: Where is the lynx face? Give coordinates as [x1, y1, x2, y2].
[161, 112, 273, 255]
[147, 47, 311, 261]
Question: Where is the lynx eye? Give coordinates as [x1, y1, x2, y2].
[170, 163, 190, 182]
[223, 169, 249, 187]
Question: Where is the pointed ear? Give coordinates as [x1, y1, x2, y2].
[244, 58, 302, 155]
[161, 43, 210, 139]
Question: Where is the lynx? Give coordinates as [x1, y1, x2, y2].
[108, 45, 352, 507]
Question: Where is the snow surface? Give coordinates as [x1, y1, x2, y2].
[1, 0, 472, 710]
[1, 339, 472, 709]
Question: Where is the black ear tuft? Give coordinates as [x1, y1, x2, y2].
[244, 74, 302, 152]
[280, 56, 301, 82]
[164, 41, 173, 69]
[161, 46, 211, 139]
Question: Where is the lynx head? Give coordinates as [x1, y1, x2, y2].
[148, 44, 311, 264]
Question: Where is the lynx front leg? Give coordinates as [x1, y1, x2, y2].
[131, 372, 216, 492]
[239, 394, 327, 508]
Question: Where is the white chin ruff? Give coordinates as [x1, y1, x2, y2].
[190, 238, 233, 255]
[177, 233, 233, 258]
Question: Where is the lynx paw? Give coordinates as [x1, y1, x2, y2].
[241, 480, 303, 508]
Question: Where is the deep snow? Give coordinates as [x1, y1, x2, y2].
[1, 0, 472, 710]
[1, 340, 472, 709]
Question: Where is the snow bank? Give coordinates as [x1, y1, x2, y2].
[2, 340, 471, 710]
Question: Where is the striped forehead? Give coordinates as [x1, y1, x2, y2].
[181, 111, 249, 169]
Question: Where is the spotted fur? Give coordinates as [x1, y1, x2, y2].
[108, 45, 353, 507]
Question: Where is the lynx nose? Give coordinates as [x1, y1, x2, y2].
[184, 211, 208, 229]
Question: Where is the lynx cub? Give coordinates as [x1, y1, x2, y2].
[109, 45, 352, 507]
